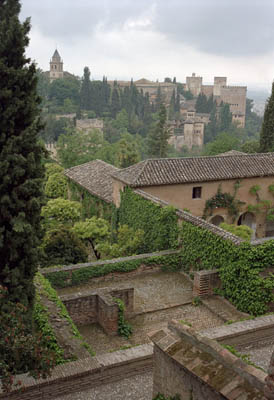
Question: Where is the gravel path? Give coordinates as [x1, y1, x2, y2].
[54, 372, 153, 400]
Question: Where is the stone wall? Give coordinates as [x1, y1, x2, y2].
[0, 344, 153, 400]
[201, 315, 274, 347]
[61, 287, 134, 335]
[149, 320, 267, 399]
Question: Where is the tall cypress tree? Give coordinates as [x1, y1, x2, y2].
[0, 0, 44, 319]
[148, 104, 171, 158]
[80, 66, 92, 110]
[260, 82, 274, 152]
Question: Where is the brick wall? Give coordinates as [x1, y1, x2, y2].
[149, 320, 267, 400]
[61, 287, 134, 335]
[193, 269, 221, 297]
[0, 344, 153, 400]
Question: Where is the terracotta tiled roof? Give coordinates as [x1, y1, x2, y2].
[218, 150, 246, 156]
[112, 153, 274, 187]
[65, 160, 119, 203]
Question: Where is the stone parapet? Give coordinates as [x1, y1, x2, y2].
[200, 315, 274, 347]
[0, 344, 153, 400]
[149, 320, 267, 399]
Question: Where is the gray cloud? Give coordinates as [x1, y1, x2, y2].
[20, 0, 274, 57]
[153, 0, 274, 56]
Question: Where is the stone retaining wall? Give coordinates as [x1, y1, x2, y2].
[200, 315, 274, 347]
[61, 287, 134, 335]
[193, 269, 221, 297]
[149, 320, 267, 400]
[0, 344, 153, 400]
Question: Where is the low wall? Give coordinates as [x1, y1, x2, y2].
[0, 344, 153, 400]
[149, 320, 267, 400]
[61, 287, 134, 335]
[41, 249, 179, 289]
[200, 315, 274, 347]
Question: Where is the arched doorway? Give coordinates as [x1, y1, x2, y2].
[237, 212, 256, 239]
[210, 215, 224, 226]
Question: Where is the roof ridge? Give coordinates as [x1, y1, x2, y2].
[131, 159, 149, 185]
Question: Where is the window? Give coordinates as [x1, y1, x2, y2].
[192, 186, 202, 199]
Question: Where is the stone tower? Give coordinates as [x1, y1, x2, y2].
[49, 49, 63, 82]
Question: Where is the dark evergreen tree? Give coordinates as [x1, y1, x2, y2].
[169, 89, 176, 120]
[0, 0, 45, 319]
[148, 104, 171, 158]
[155, 85, 163, 112]
[111, 87, 121, 118]
[260, 82, 274, 152]
[195, 93, 208, 113]
[219, 103, 232, 131]
[173, 77, 176, 84]
[175, 92, 181, 113]
[204, 102, 218, 143]
[80, 66, 92, 110]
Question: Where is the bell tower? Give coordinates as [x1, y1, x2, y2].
[49, 49, 64, 82]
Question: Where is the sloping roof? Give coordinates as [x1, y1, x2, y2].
[65, 160, 119, 203]
[52, 49, 61, 60]
[112, 153, 274, 187]
[134, 78, 154, 84]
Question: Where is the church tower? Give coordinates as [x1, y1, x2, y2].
[49, 49, 63, 82]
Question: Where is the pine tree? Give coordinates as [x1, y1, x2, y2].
[80, 66, 91, 110]
[260, 82, 274, 152]
[0, 0, 44, 320]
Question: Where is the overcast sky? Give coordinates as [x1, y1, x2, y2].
[20, 0, 274, 92]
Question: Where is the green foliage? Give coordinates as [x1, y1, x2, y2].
[203, 184, 244, 221]
[180, 221, 274, 315]
[68, 181, 113, 221]
[45, 163, 64, 179]
[249, 184, 261, 196]
[49, 77, 80, 109]
[222, 344, 264, 371]
[41, 227, 88, 267]
[97, 224, 144, 259]
[114, 298, 133, 339]
[45, 253, 181, 288]
[0, 285, 57, 393]
[118, 187, 179, 253]
[0, 0, 45, 320]
[45, 172, 68, 199]
[72, 217, 110, 259]
[192, 296, 202, 306]
[219, 223, 253, 241]
[35, 273, 94, 356]
[260, 82, 274, 152]
[203, 132, 240, 156]
[41, 198, 82, 230]
[148, 104, 171, 158]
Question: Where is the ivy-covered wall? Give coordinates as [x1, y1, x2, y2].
[117, 187, 179, 253]
[68, 181, 112, 222]
[180, 220, 274, 315]
[43, 252, 181, 289]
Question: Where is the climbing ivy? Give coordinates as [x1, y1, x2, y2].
[44, 253, 181, 288]
[118, 187, 179, 253]
[34, 273, 94, 357]
[68, 181, 112, 222]
[180, 221, 274, 315]
[114, 298, 133, 339]
[203, 182, 244, 221]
